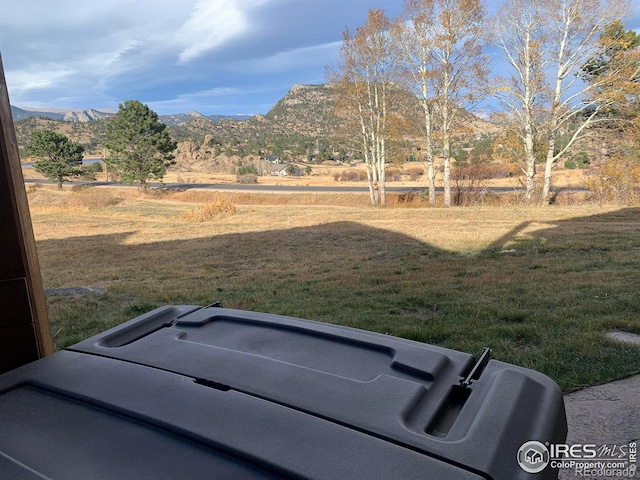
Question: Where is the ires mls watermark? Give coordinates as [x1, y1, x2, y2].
[517, 440, 637, 477]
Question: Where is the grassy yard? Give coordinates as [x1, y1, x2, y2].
[29, 186, 640, 392]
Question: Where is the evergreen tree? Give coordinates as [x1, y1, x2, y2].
[581, 20, 640, 84]
[581, 20, 640, 123]
[26, 129, 84, 189]
[104, 100, 177, 191]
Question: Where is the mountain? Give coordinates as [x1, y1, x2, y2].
[159, 111, 252, 126]
[11, 105, 113, 122]
[168, 82, 497, 147]
[11, 105, 64, 121]
[62, 109, 114, 122]
[207, 114, 252, 122]
[160, 111, 207, 126]
[264, 84, 338, 136]
[12, 83, 498, 163]
[261, 83, 496, 138]
[164, 84, 340, 147]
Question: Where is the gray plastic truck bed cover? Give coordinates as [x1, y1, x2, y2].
[0, 305, 567, 479]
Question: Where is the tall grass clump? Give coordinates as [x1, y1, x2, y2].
[69, 186, 123, 210]
[236, 174, 258, 184]
[334, 169, 368, 182]
[27, 185, 123, 212]
[180, 196, 237, 222]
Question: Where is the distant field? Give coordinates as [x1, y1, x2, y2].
[21, 158, 589, 191]
[29, 186, 640, 392]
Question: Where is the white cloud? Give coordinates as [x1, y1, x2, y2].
[6, 68, 73, 93]
[146, 85, 276, 113]
[229, 41, 342, 74]
[149, 87, 241, 107]
[175, 0, 271, 64]
[1, 1, 189, 102]
[4, 37, 142, 100]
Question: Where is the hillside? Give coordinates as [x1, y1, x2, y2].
[62, 109, 113, 122]
[13, 83, 498, 166]
[11, 105, 114, 122]
[159, 111, 252, 127]
[11, 105, 64, 121]
[167, 84, 339, 140]
[163, 84, 345, 166]
[13, 117, 108, 157]
[264, 83, 339, 136]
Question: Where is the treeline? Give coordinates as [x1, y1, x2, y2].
[14, 116, 109, 157]
[328, 0, 639, 206]
[14, 106, 341, 166]
[23, 101, 176, 191]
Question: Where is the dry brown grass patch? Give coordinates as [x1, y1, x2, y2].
[166, 189, 372, 207]
[26, 185, 140, 212]
[180, 196, 237, 222]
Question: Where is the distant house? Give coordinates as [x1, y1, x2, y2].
[265, 154, 280, 164]
[267, 164, 301, 176]
[269, 164, 289, 176]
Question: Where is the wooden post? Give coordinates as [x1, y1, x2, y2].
[0, 53, 54, 373]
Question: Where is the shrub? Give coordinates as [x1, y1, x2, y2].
[484, 163, 520, 178]
[285, 164, 300, 176]
[575, 155, 587, 168]
[237, 164, 258, 175]
[385, 167, 402, 181]
[405, 166, 424, 181]
[79, 161, 104, 180]
[395, 190, 422, 204]
[452, 146, 469, 162]
[338, 169, 368, 182]
[584, 157, 640, 205]
[236, 174, 258, 184]
[27, 183, 43, 194]
[566, 152, 590, 170]
[452, 163, 493, 206]
[86, 161, 104, 173]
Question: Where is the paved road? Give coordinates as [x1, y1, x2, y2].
[159, 182, 433, 193]
[24, 177, 547, 195]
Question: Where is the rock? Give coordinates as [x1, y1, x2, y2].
[45, 286, 106, 296]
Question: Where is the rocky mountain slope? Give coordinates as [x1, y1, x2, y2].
[159, 111, 252, 126]
[13, 83, 497, 165]
[62, 109, 113, 122]
[264, 84, 338, 136]
[11, 105, 114, 122]
[11, 105, 64, 121]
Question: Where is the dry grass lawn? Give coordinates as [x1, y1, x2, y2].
[28, 185, 640, 392]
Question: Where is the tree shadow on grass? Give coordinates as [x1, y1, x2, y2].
[35, 207, 640, 390]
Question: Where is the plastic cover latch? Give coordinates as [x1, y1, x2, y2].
[427, 348, 491, 437]
[172, 302, 222, 325]
[459, 347, 491, 389]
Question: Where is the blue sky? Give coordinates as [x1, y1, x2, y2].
[1, 0, 639, 116]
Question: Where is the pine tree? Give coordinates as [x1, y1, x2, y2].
[104, 100, 177, 191]
[26, 129, 84, 189]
